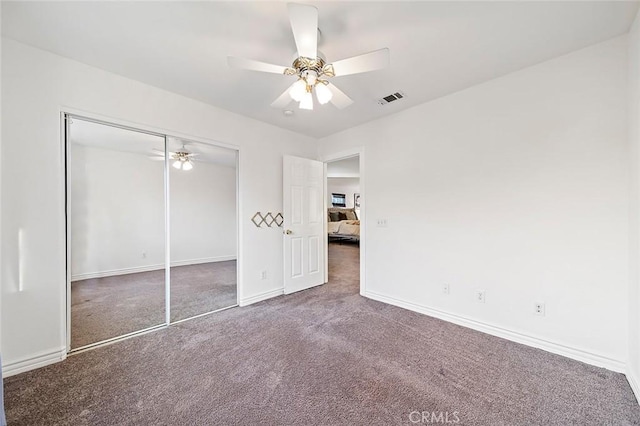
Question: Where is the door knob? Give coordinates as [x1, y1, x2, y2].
[285, 229, 293, 235]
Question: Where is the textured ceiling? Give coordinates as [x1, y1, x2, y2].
[3, 1, 639, 138]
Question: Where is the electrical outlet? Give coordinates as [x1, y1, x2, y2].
[260, 270, 268, 280]
[534, 302, 545, 316]
[376, 219, 388, 227]
[443, 284, 450, 294]
[476, 290, 486, 303]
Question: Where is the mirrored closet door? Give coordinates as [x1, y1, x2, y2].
[169, 139, 238, 322]
[67, 115, 239, 351]
[68, 117, 166, 349]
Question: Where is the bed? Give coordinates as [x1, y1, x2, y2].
[327, 207, 360, 242]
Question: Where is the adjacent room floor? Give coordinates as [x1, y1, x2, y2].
[5, 244, 639, 425]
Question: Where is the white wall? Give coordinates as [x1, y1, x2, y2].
[0, 38, 316, 375]
[69, 144, 237, 280]
[328, 177, 360, 209]
[170, 159, 236, 266]
[628, 9, 640, 400]
[319, 36, 629, 371]
[70, 145, 164, 278]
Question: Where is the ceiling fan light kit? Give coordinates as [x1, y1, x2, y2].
[228, 3, 390, 112]
[315, 82, 332, 105]
[151, 145, 197, 171]
[284, 56, 334, 110]
[172, 156, 193, 171]
[170, 147, 197, 171]
[299, 91, 314, 110]
[289, 78, 306, 102]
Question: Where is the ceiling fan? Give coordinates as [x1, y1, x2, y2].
[150, 144, 199, 171]
[228, 3, 390, 111]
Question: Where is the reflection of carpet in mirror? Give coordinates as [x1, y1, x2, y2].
[170, 261, 237, 322]
[71, 261, 237, 349]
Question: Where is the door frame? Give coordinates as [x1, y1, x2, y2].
[61, 108, 241, 353]
[322, 147, 365, 295]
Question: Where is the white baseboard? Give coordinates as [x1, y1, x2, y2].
[170, 256, 236, 268]
[71, 255, 237, 281]
[239, 288, 283, 307]
[365, 290, 626, 373]
[2, 347, 66, 378]
[627, 367, 640, 404]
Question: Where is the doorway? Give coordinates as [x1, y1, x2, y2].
[324, 152, 364, 294]
[65, 114, 239, 351]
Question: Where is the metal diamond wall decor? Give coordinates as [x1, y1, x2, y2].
[252, 212, 284, 228]
[274, 213, 284, 227]
[251, 212, 265, 228]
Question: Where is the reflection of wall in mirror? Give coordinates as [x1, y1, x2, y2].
[70, 144, 237, 280]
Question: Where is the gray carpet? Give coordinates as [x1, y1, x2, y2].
[5, 243, 640, 425]
[71, 261, 237, 348]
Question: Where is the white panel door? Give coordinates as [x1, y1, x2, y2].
[283, 155, 325, 294]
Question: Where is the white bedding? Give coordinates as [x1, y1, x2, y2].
[328, 220, 360, 237]
[328, 221, 341, 234]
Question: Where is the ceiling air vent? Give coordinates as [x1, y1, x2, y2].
[377, 91, 405, 105]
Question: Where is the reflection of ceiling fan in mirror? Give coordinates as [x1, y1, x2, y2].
[228, 3, 390, 111]
[149, 144, 199, 171]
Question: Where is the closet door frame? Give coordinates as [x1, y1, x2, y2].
[62, 110, 240, 353]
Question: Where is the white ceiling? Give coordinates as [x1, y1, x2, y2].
[69, 117, 237, 167]
[3, 1, 639, 138]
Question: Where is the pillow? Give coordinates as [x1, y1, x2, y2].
[345, 211, 357, 220]
[329, 212, 340, 222]
[338, 212, 348, 221]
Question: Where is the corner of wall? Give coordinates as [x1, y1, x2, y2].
[628, 365, 640, 404]
[628, 6, 640, 406]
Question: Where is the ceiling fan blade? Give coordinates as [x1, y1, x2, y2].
[227, 56, 288, 74]
[287, 3, 318, 59]
[271, 83, 296, 109]
[148, 156, 165, 161]
[326, 83, 353, 109]
[330, 48, 390, 77]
